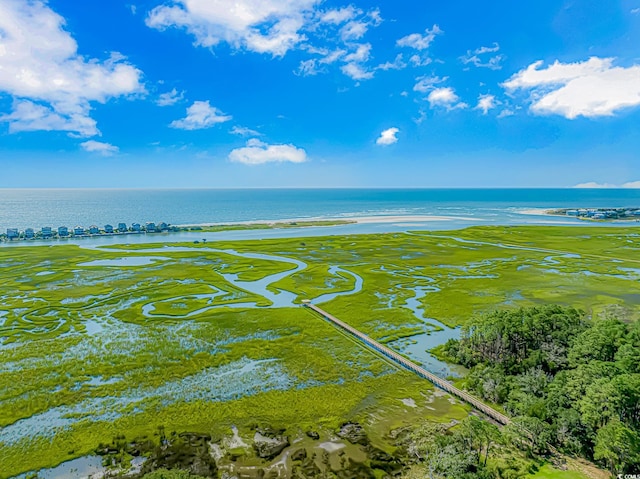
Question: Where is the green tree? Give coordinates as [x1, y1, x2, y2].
[568, 318, 627, 367]
[593, 419, 640, 473]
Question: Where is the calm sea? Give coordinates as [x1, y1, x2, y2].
[1, 188, 639, 231]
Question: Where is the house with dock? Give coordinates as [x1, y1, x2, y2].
[41, 227, 53, 238]
[104, 224, 114, 234]
[58, 226, 69, 237]
[132, 223, 141, 232]
[118, 223, 128, 233]
[145, 222, 156, 233]
[24, 228, 35, 239]
[6, 228, 19, 240]
[73, 226, 85, 236]
[89, 225, 99, 235]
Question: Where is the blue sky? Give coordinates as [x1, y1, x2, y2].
[0, 0, 639, 188]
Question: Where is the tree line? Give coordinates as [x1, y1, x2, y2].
[441, 305, 640, 475]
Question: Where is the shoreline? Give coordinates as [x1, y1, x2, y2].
[1, 215, 478, 243]
[176, 214, 481, 228]
[518, 207, 640, 222]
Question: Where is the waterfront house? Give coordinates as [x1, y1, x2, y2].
[104, 224, 114, 234]
[25, 228, 35, 239]
[145, 222, 156, 233]
[132, 223, 141, 232]
[41, 227, 53, 238]
[158, 222, 169, 231]
[73, 226, 85, 236]
[89, 225, 99, 235]
[566, 210, 579, 216]
[6, 228, 19, 239]
[58, 226, 69, 237]
[118, 223, 128, 233]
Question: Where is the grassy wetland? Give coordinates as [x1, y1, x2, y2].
[1, 225, 639, 478]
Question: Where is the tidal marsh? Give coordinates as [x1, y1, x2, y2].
[1, 225, 639, 477]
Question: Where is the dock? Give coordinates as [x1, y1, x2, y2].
[303, 302, 511, 425]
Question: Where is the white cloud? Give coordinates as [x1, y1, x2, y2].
[396, 25, 442, 51]
[460, 43, 504, 70]
[574, 181, 640, 188]
[230, 125, 262, 136]
[341, 43, 373, 80]
[409, 54, 432, 67]
[340, 20, 369, 40]
[147, 1, 382, 80]
[320, 49, 346, 64]
[341, 63, 373, 80]
[321, 6, 359, 24]
[497, 108, 515, 118]
[157, 88, 185, 106]
[170, 101, 231, 130]
[377, 54, 406, 71]
[376, 127, 399, 146]
[427, 87, 467, 110]
[502, 57, 640, 119]
[340, 8, 382, 40]
[0, 0, 144, 137]
[80, 140, 119, 156]
[229, 138, 307, 165]
[343, 43, 371, 63]
[146, 0, 319, 57]
[295, 59, 321, 76]
[476, 94, 498, 114]
[413, 75, 446, 93]
[631, 7, 640, 14]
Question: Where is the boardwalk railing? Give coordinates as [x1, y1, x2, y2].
[303, 302, 511, 425]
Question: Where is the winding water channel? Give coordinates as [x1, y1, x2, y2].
[87, 245, 459, 377]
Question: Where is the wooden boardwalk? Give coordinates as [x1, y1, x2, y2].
[303, 302, 511, 425]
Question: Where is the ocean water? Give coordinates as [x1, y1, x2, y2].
[1, 188, 639, 231]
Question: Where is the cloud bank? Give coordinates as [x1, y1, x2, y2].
[574, 181, 640, 189]
[503, 57, 640, 119]
[0, 0, 143, 137]
[229, 138, 307, 165]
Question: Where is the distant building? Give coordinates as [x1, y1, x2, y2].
[132, 223, 141, 232]
[41, 227, 53, 238]
[89, 225, 99, 235]
[104, 224, 114, 234]
[118, 223, 128, 233]
[58, 226, 69, 237]
[145, 222, 156, 233]
[158, 222, 168, 231]
[24, 228, 35, 239]
[6, 228, 19, 239]
[566, 210, 579, 216]
[73, 226, 85, 236]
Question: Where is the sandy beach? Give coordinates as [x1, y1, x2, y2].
[516, 208, 554, 216]
[178, 214, 480, 228]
